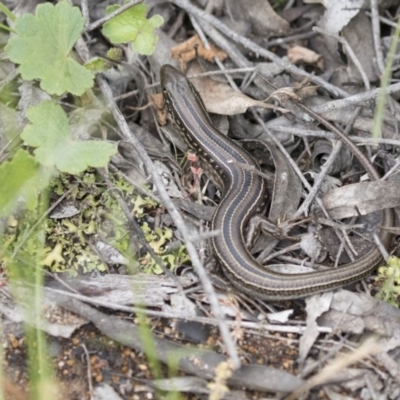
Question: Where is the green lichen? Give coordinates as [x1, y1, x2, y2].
[140, 222, 189, 274]
[376, 256, 400, 306]
[1, 169, 189, 277]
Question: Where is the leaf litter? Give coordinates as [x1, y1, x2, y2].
[2, 0, 400, 399]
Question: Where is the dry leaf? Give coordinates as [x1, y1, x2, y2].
[288, 45, 323, 69]
[268, 87, 299, 103]
[231, 0, 290, 37]
[151, 93, 167, 125]
[170, 35, 227, 71]
[188, 64, 287, 115]
[294, 85, 319, 101]
[268, 81, 318, 104]
[299, 292, 333, 363]
[322, 180, 400, 219]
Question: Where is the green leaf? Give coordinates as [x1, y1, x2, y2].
[102, 3, 164, 56]
[0, 149, 52, 217]
[5, 1, 94, 96]
[84, 57, 112, 73]
[21, 101, 117, 174]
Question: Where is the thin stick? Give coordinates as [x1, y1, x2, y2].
[311, 82, 400, 114]
[370, 0, 385, 75]
[81, 344, 94, 400]
[285, 338, 380, 400]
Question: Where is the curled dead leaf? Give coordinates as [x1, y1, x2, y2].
[151, 93, 167, 125]
[268, 82, 318, 104]
[171, 35, 227, 71]
[288, 45, 324, 69]
[294, 85, 319, 101]
[268, 87, 299, 103]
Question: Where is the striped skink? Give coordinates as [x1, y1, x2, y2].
[160, 64, 393, 300]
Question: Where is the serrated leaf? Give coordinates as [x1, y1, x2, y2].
[102, 3, 164, 56]
[21, 101, 116, 174]
[5, 1, 94, 96]
[0, 149, 52, 217]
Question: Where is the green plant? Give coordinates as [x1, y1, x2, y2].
[1, 0, 164, 212]
[0, 1, 170, 398]
[5, 1, 94, 96]
[21, 100, 116, 174]
[376, 257, 400, 306]
[102, 3, 164, 55]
